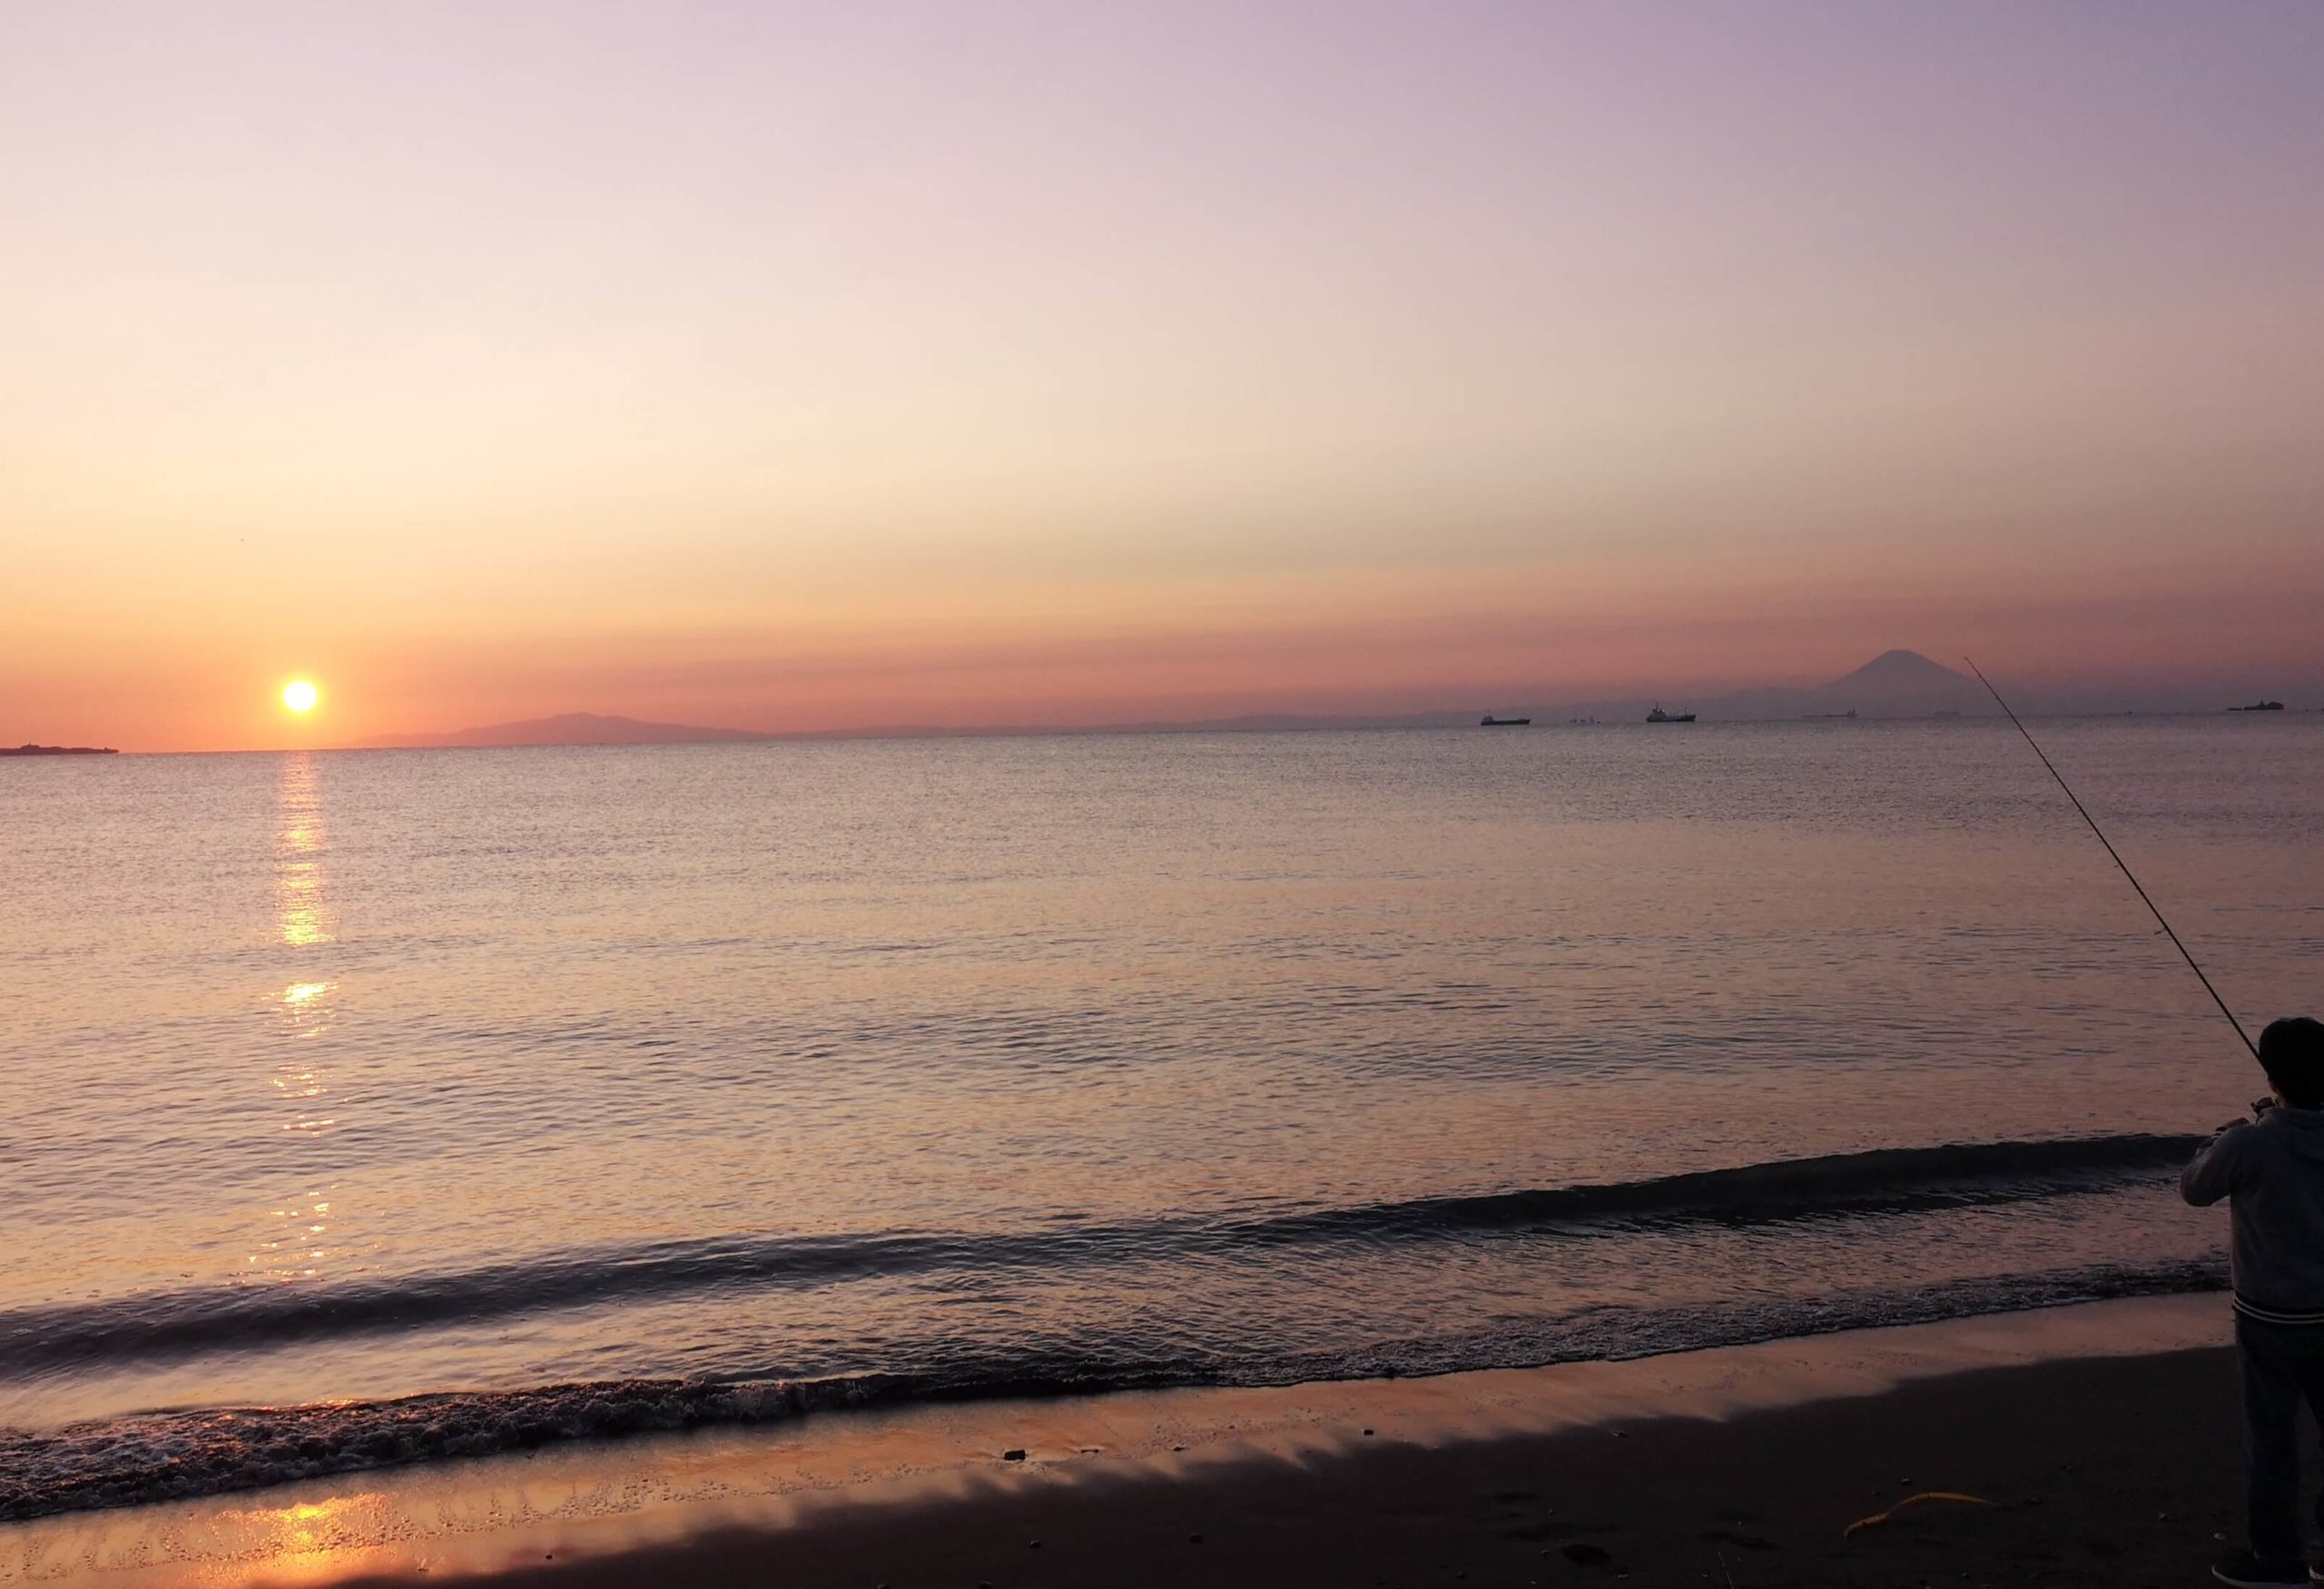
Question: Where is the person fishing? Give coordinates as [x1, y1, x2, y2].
[2183, 1017, 2324, 1589]
[1967, 664, 2319, 1587]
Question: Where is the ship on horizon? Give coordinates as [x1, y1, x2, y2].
[2230, 700, 2286, 712]
[1645, 705, 1696, 724]
[1479, 715, 1531, 727]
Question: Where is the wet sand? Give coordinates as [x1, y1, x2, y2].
[6, 1296, 2242, 1588]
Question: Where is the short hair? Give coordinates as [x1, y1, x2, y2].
[2260, 1017, 2324, 1110]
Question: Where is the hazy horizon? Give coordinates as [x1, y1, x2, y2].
[6, 1, 2320, 752]
[334, 647, 2307, 754]
[25, 646, 2322, 755]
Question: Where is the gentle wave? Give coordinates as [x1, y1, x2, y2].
[0, 1258, 2226, 1522]
[1237, 1131, 2206, 1240]
[0, 1132, 2203, 1376]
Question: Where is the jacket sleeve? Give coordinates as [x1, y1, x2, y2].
[2181, 1123, 2250, 1207]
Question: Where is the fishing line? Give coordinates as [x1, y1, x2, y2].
[1965, 658, 2258, 1061]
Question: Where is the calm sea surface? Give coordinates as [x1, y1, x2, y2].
[3, 718, 2319, 1515]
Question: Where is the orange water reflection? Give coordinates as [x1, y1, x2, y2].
[225, 1492, 380, 1583]
[275, 752, 332, 947]
[254, 754, 344, 1281]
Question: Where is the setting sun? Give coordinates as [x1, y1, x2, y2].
[281, 680, 320, 715]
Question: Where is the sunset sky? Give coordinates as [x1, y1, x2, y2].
[5, 1, 2319, 751]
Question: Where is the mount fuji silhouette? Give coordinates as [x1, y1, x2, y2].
[1710, 650, 1993, 720]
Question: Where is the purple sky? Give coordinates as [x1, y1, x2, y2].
[3, 2, 2319, 746]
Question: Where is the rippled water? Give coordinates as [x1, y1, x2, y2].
[2, 718, 2318, 1515]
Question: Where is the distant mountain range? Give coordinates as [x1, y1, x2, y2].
[354, 713, 777, 749]
[350, 650, 2023, 750]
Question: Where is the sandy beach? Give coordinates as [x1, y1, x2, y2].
[3, 1295, 2243, 1588]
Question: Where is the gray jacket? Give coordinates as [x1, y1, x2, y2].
[2181, 1106, 2324, 1319]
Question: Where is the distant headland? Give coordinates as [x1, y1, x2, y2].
[341, 650, 2309, 753]
[354, 713, 776, 751]
[2, 744, 119, 756]
[353, 652, 2010, 751]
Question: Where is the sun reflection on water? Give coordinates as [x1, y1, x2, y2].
[255, 753, 346, 1282]
[276, 753, 333, 947]
[219, 1492, 379, 1579]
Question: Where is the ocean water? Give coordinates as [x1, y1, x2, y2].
[2, 718, 2319, 1519]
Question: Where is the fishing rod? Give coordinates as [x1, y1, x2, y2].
[1965, 657, 2259, 1061]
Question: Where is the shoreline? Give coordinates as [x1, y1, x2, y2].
[1, 1293, 2236, 1586]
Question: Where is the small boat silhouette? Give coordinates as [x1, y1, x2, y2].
[1645, 705, 1696, 723]
[1479, 715, 1531, 727]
